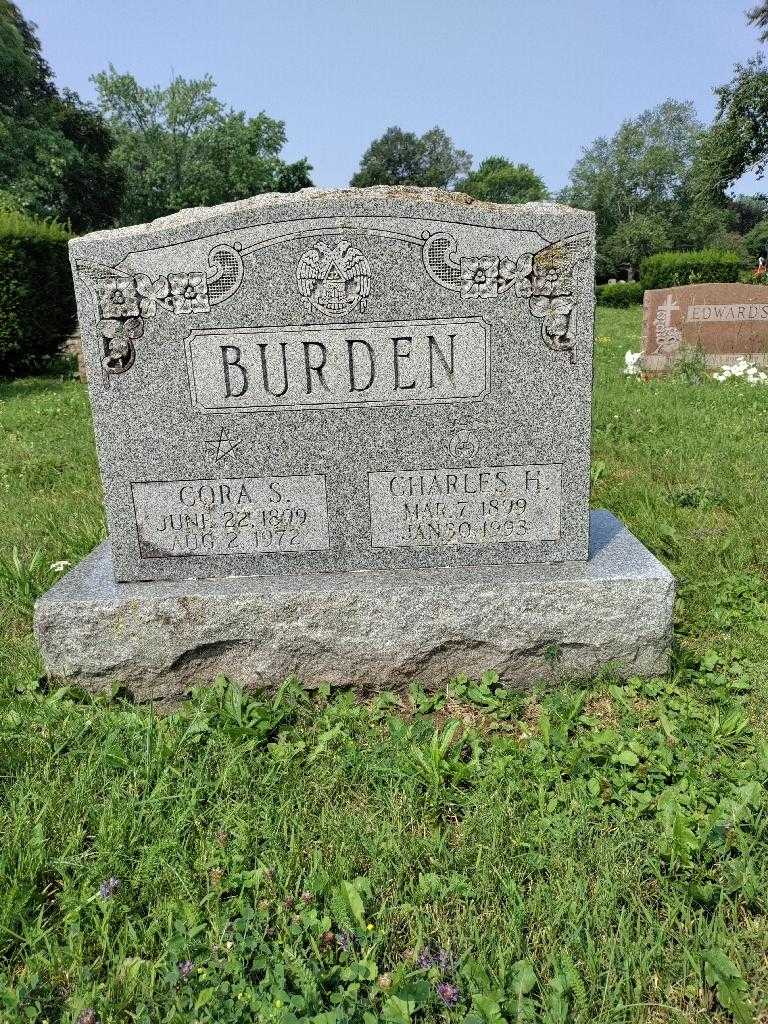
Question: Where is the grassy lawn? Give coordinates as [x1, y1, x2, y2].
[0, 306, 767, 1024]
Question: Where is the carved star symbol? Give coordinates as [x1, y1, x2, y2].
[204, 427, 241, 463]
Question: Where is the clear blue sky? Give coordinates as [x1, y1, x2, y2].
[22, 0, 766, 194]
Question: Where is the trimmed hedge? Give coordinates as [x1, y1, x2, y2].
[0, 211, 75, 377]
[596, 281, 644, 307]
[640, 249, 741, 291]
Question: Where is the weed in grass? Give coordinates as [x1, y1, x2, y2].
[0, 545, 46, 621]
[672, 485, 723, 510]
[671, 344, 708, 385]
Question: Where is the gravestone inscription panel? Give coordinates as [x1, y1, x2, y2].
[69, 187, 595, 583]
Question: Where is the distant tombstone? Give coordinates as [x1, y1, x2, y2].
[643, 284, 768, 372]
[34, 188, 674, 700]
[607, 278, 618, 285]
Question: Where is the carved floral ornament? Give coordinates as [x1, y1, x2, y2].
[77, 243, 244, 387]
[421, 230, 590, 358]
[78, 225, 589, 387]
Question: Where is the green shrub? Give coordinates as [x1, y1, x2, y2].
[0, 211, 75, 377]
[596, 281, 644, 307]
[742, 219, 768, 265]
[640, 249, 741, 290]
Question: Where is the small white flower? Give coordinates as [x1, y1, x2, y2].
[712, 359, 768, 384]
[50, 560, 71, 573]
[623, 350, 643, 376]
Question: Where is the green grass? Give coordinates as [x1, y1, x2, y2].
[0, 307, 766, 1024]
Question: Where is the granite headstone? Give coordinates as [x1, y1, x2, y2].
[68, 187, 595, 583]
[34, 188, 675, 700]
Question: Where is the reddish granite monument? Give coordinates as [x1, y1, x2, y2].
[643, 283, 768, 372]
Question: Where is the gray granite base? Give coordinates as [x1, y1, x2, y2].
[34, 511, 674, 705]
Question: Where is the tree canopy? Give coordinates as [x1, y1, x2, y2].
[743, 217, 768, 263]
[92, 67, 313, 226]
[562, 99, 701, 238]
[350, 126, 472, 189]
[1, 0, 766, 272]
[693, 54, 768, 201]
[0, 1, 122, 231]
[748, 1, 768, 42]
[457, 157, 547, 204]
[561, 99, 727, 277]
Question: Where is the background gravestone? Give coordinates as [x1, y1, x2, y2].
[643, 284, 768, 372]
[68, 187, 594, 582]
[34, 187, 675, 700]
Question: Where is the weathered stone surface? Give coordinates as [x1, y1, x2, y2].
[38, 188, 673, 700]
[34, 511, 674, 706]
[643, 283, 768, 372]
[69, 187, 595, 582]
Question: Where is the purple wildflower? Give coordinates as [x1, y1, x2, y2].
[336, 931, 352, 951]
[301, 890, 314, 904]
[436, 981, 460, 1007]
[77, 1011, 99, 1024]
[417, 947, 435, 969]
[417, 944, 455, 974]
[178, 959, 194, 980]
[98, 877, 120, 899]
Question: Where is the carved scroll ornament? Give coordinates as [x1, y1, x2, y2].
[77, 243, 244, 387]
[421, 230, 590, 359]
